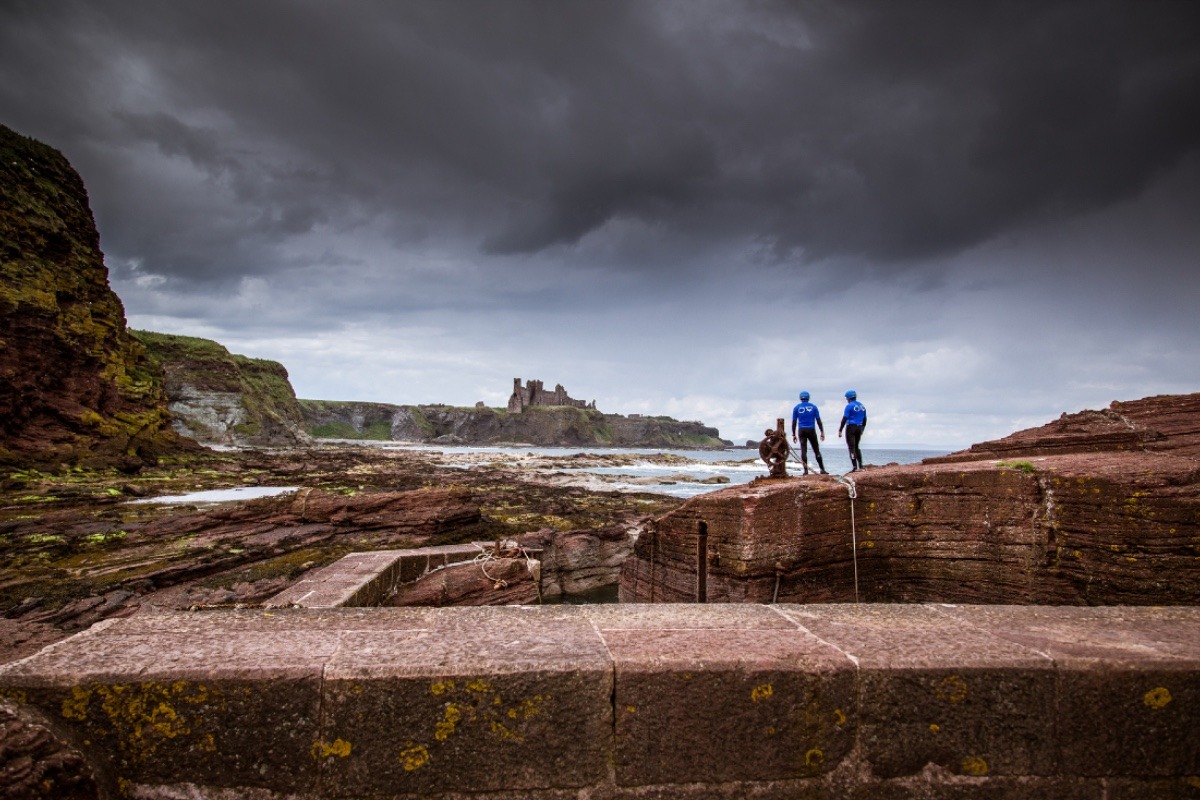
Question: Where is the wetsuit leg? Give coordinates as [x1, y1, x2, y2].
[845, 424, 863, 470]
[800, 429, 821, 473]
[808, 430, 826, 472]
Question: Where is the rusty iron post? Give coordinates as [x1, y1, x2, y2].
[696, 520, 708, 603]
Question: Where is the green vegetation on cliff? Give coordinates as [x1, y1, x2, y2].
[298, 398, 731, 448]
[0, 124, 179, 468]
[132, 331, 308, 446]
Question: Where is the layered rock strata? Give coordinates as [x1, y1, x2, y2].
[0, 124, 179, 469]
[133, 330, 311, 447]
[621, 393, 1200, 605]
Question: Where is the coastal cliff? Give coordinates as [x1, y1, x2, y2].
[132, 331, 311, 448]
[300, 399, 732, 448]
[0, 124, 179, 469]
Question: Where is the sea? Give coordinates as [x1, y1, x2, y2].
[379, 443, 951, 499]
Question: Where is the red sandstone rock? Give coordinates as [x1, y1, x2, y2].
[926, 393, 1200, 463]
[0, 699, 98, 799]
[622, 395, 1200, 606]
[0, 124, 182, 470]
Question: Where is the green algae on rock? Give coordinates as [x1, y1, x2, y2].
[0, 124, 181, 470]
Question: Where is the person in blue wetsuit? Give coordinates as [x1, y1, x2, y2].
[837, 390, 867, 472]
[790, 391, 827, 475]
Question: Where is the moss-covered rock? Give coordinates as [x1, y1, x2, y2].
[132, 331, 310, 447]
[0, 124, 181, 470]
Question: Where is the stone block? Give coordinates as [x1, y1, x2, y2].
[937, 605, 1200, 777]
[317, 606, 611, 796]
[0, 613, 335, 793]
[779, 604, 1057, 779]
[589, 603, 855, 786]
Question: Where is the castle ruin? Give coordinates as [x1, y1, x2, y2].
[507, 378, 595, 413]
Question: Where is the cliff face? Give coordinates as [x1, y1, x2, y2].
[133, 331, 310, 448]
[299, 399, 731, 448]
[621, 392, 1200, 606]
[0, 124, 178, 469]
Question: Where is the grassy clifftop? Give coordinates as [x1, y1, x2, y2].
[299, 399, 731, 448]
[133, 331, 309, 447]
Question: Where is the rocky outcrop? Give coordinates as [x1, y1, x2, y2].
[925, 392, 1200, 462]
[300, 399, 732, 448]
[621, 392, 1200, 605]
[0, 124, 180, 470]
[133, 330, 310, 448]
[0, 699, 98, 800]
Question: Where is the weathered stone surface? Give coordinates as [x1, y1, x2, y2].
[781, 604, 1057, 779]
[0, 698, 98, 800]
[0, 124, 181, 470]
[1, 605, 1199, 798]
[621, 446, 1200, 606]
[528, 525, 635, 599]
[926, 393, 1200, 463]
[320, 606, 612, 795]
[935, 605, 1200, 778]
[594, 604, 856, 786]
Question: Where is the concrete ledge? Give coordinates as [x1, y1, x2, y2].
[1, 605, 1198, 799]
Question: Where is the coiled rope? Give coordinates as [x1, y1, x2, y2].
[833, 473, 860, 603]
[472, 541, 542, 602]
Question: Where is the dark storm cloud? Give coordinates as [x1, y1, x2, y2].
[3, 0, 1198, 287]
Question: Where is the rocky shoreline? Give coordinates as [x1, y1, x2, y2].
[0, 443, 696, 665]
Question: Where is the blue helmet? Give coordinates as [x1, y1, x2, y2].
[799, 391, 810, 401]
[845, 390, 857, 399]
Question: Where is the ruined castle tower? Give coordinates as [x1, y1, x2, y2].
[506, 378, 595, 413]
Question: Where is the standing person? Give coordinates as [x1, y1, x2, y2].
[838, 390, 867, 472]
[790, 391, 827, 475]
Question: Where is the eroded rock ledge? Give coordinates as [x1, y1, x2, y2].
[621, 393, 1200, 605]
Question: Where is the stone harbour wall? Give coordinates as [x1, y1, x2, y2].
[1, 604, 1198, 799]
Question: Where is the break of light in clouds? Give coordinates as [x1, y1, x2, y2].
[2, 0, 1198, 446]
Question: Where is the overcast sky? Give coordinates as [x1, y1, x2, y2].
[3, 1, 1199, 447]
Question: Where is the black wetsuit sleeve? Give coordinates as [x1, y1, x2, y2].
[838, 415, 847, 434]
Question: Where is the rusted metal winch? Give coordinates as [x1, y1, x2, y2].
[758, 418, 790, 478]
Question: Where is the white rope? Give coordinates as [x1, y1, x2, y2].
[833, 474, 860, 603]
[471, 541, 539, 593]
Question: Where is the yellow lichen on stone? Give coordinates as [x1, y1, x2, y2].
[399, 742, 430, 771]
[750, 683, 774, 703]
[804, 748, 824, 768]
[435, 704, 463, 741]
[1144, 686, 1173, 709]
[961, 755, 989, 776]
[935, 675, 968, 703]
[833, 708, 847, 726]
[489, 719, 525, 743]
[311, 737, 353, 759]
[929, 723, 940, 733]
[430, 680, 455, 696]
[62, 685, 91, 720]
